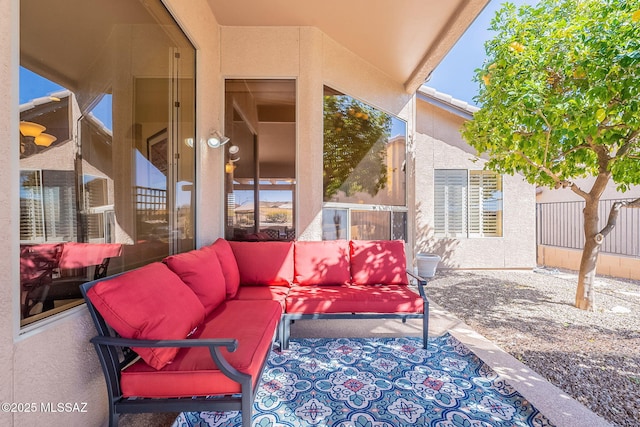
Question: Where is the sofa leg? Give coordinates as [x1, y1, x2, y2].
[241, 408, 252, 427]
[281, 317, 290, 350]
[423, 300, 430, 350]
[241, 382, 253, 427]
[279, 317, 287, 350]
[108, 408, 118, 427]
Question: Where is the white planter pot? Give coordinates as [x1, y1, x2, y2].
[416, 253, 441, 278]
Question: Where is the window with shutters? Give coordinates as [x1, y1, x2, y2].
[434, 170, 502, 238]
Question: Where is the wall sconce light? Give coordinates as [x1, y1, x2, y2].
[206, 129, 230, 148]
[184, 137, 194, 148]
[225, 145, 240, 174]
[228, 145, 240, 162]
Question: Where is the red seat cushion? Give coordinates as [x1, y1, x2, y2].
[233, 286, 289, 310]
[350, 240, 409, 285]
[294, 240, 351, 286]
[285, 284, 423, 314]
[120, 300, 281, 398]
[164, 248, 226, 315]
[229, 241, 294, 286]
[210, 238, 241, 298]
[86, 262, 205, 370]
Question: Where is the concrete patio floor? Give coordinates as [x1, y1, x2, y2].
[119, 301, 611, 427]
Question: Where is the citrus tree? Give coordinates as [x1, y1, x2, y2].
[462, 0, 640, 310]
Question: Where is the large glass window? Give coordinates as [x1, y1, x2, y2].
[434, 170, 503, 238]
[19, 0, 196, 326]
[224, 79, 296, 241]
[322, 86, 407, 240]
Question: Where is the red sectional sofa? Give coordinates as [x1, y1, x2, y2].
[80, 238, 428, 427]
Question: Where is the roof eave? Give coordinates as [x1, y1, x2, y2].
[404, 0, 491, 93]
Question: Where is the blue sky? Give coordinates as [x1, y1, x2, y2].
[19, 68, 63, 104]
[20, 67, 113, 130]
[427, 0, 536, 106]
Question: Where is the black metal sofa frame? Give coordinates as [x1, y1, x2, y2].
[281, 270, 429, 349]
[80, 275, 272, 427]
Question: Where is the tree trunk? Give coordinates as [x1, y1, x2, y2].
[574, 194, 640, 310]
[575, 197, 600, 310]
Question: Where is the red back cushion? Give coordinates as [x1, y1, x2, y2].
[229, 241, 294, 286]
[210, 238, 241, 298]
[86, 262, 205, 370]
[350, 240, 408, 285]
[294, 240, 351, 286]
[164, 249, 226, 315]
[59, 242, 122, 269]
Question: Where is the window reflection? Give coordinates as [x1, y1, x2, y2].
[322, 209, 348, 240]
[351, 211, 391, 240]
[322, 86, 408, 241]
[19, 0, 195, 326]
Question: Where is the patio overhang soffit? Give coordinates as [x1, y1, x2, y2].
[208, 0, 490, 94]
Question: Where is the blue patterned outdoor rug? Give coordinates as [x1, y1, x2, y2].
[172, 334, 555, 427]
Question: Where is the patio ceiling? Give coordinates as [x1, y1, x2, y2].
[207, 0, 490, 93]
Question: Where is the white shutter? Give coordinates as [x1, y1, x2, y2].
[434, 170, 467, 237]
[19, 170, 45, 242]
[469, 171, 502, 237]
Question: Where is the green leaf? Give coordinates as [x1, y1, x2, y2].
[463, 0, 640, 191]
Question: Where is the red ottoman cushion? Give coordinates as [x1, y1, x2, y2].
[285, 284, 423, 314]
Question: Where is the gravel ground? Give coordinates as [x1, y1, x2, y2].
[426, 268, 640, 427]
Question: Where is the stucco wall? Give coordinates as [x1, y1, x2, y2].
[0, 2, 19, 426]
[1, 1, 223, 426]
[538, 245, 640, 281]
[414, 100, 536, 269]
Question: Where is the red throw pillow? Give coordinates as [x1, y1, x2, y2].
[350, 240, 408, 285]
[164, 248, 226, 315]
[229, 241, 294, 286]
[294, 240, 351, 285]
[86, 262, 205, 370]
[210, 238, 241, 298]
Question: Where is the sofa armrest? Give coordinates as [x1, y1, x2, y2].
[90, 336, 238, 352]
[406, 269, 427, 285]
[90, 336, 246, 384]
[406, 269, 428, 300]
